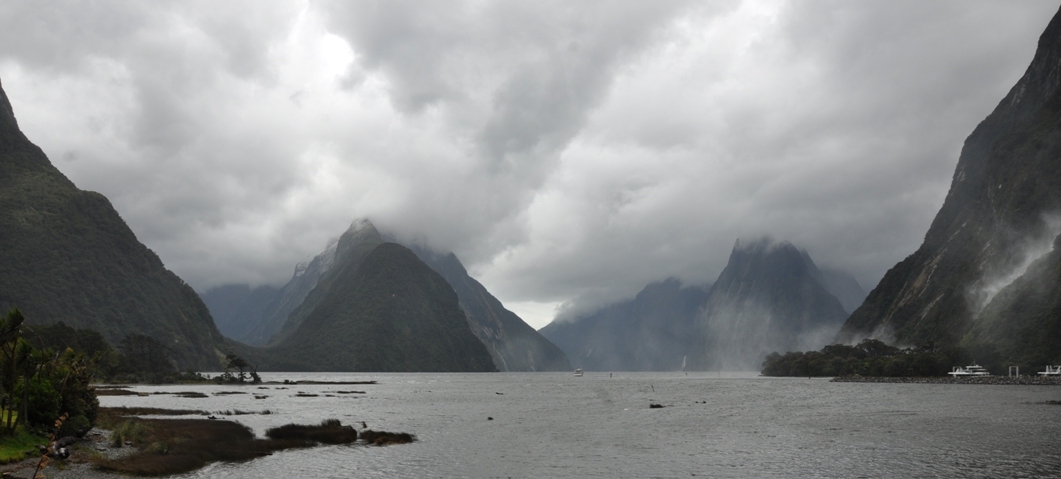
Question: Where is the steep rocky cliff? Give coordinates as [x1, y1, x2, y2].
[837, 6, 1061, 351]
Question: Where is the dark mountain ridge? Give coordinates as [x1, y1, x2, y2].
[407, 245, 571, 372]
[0, 78, 224, 369]
[266, 242, 496, 372]
[204, 219, 569, 371]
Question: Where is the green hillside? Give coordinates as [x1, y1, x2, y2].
[0, 78, 224, 369]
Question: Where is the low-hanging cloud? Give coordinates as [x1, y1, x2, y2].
[0, 0, 1058, 329]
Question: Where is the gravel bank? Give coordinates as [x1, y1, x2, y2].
[0, 428, 135, 479]
[831, 376, 1061, 385]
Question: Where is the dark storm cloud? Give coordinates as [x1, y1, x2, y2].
[0, 1, 1057, 328]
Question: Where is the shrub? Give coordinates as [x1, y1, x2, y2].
[58, 414, 91, 438]
[14, 378, 61, 427]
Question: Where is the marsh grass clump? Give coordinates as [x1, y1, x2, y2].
[214, 410, 272, 416]
[110, 420, 149, 447]
[359, 429, 417, 446]
[265, 419, 358, 444]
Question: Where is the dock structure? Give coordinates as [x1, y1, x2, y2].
[1038, 365, 1061, 376]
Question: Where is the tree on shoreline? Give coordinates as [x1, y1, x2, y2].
[0, 308, 98, 437]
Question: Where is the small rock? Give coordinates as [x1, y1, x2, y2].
[487, 417, 494, 420]
[649, 403, 664, 409]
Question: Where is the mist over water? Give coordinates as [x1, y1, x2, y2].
[101, 372, 1061, 478]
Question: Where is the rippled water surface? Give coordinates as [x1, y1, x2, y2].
[99, 372, 1061, 478]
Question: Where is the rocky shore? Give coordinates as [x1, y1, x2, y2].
[0, 427, 135, 479]
[831, 375, 1061, 385]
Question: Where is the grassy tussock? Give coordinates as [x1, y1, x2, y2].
[110, 420, 150, 447]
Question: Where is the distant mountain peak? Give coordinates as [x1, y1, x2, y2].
[732, 237, 794, 253]
[346, 218, 377, 236]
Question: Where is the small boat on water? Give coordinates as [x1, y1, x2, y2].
[948, 364, 991, 377]
[1037, 365, 1061, 376]
[573, 368, 583, 377]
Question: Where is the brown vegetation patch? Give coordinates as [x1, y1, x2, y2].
[265, 419, 358, 444]
[148, 391, 208, 398]
[273, 380, 377, 385]
[95, 388, 140, 396]
[99, 407, 209, 419]
[359, 430, 416, 446]
[214, 410, 272, 416]
[91, 417, 363, 476]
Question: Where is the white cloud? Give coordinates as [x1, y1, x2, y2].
[1, 0, 1057, 329]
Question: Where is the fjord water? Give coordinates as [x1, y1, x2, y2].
[100, 373, 1061, 478]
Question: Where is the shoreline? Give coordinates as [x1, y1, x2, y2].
[0, 427, 135, 479]
[831, 375, 1061, 385]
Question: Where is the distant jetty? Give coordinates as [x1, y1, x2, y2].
[831, 376, 1061, 385]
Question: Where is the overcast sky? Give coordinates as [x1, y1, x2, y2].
[1, 1, 1058, 329]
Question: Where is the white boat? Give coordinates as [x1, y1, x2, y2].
[948, 364, 991, 377]
[573, 368, 583, 377]
[1037, 365, 1061, 376]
